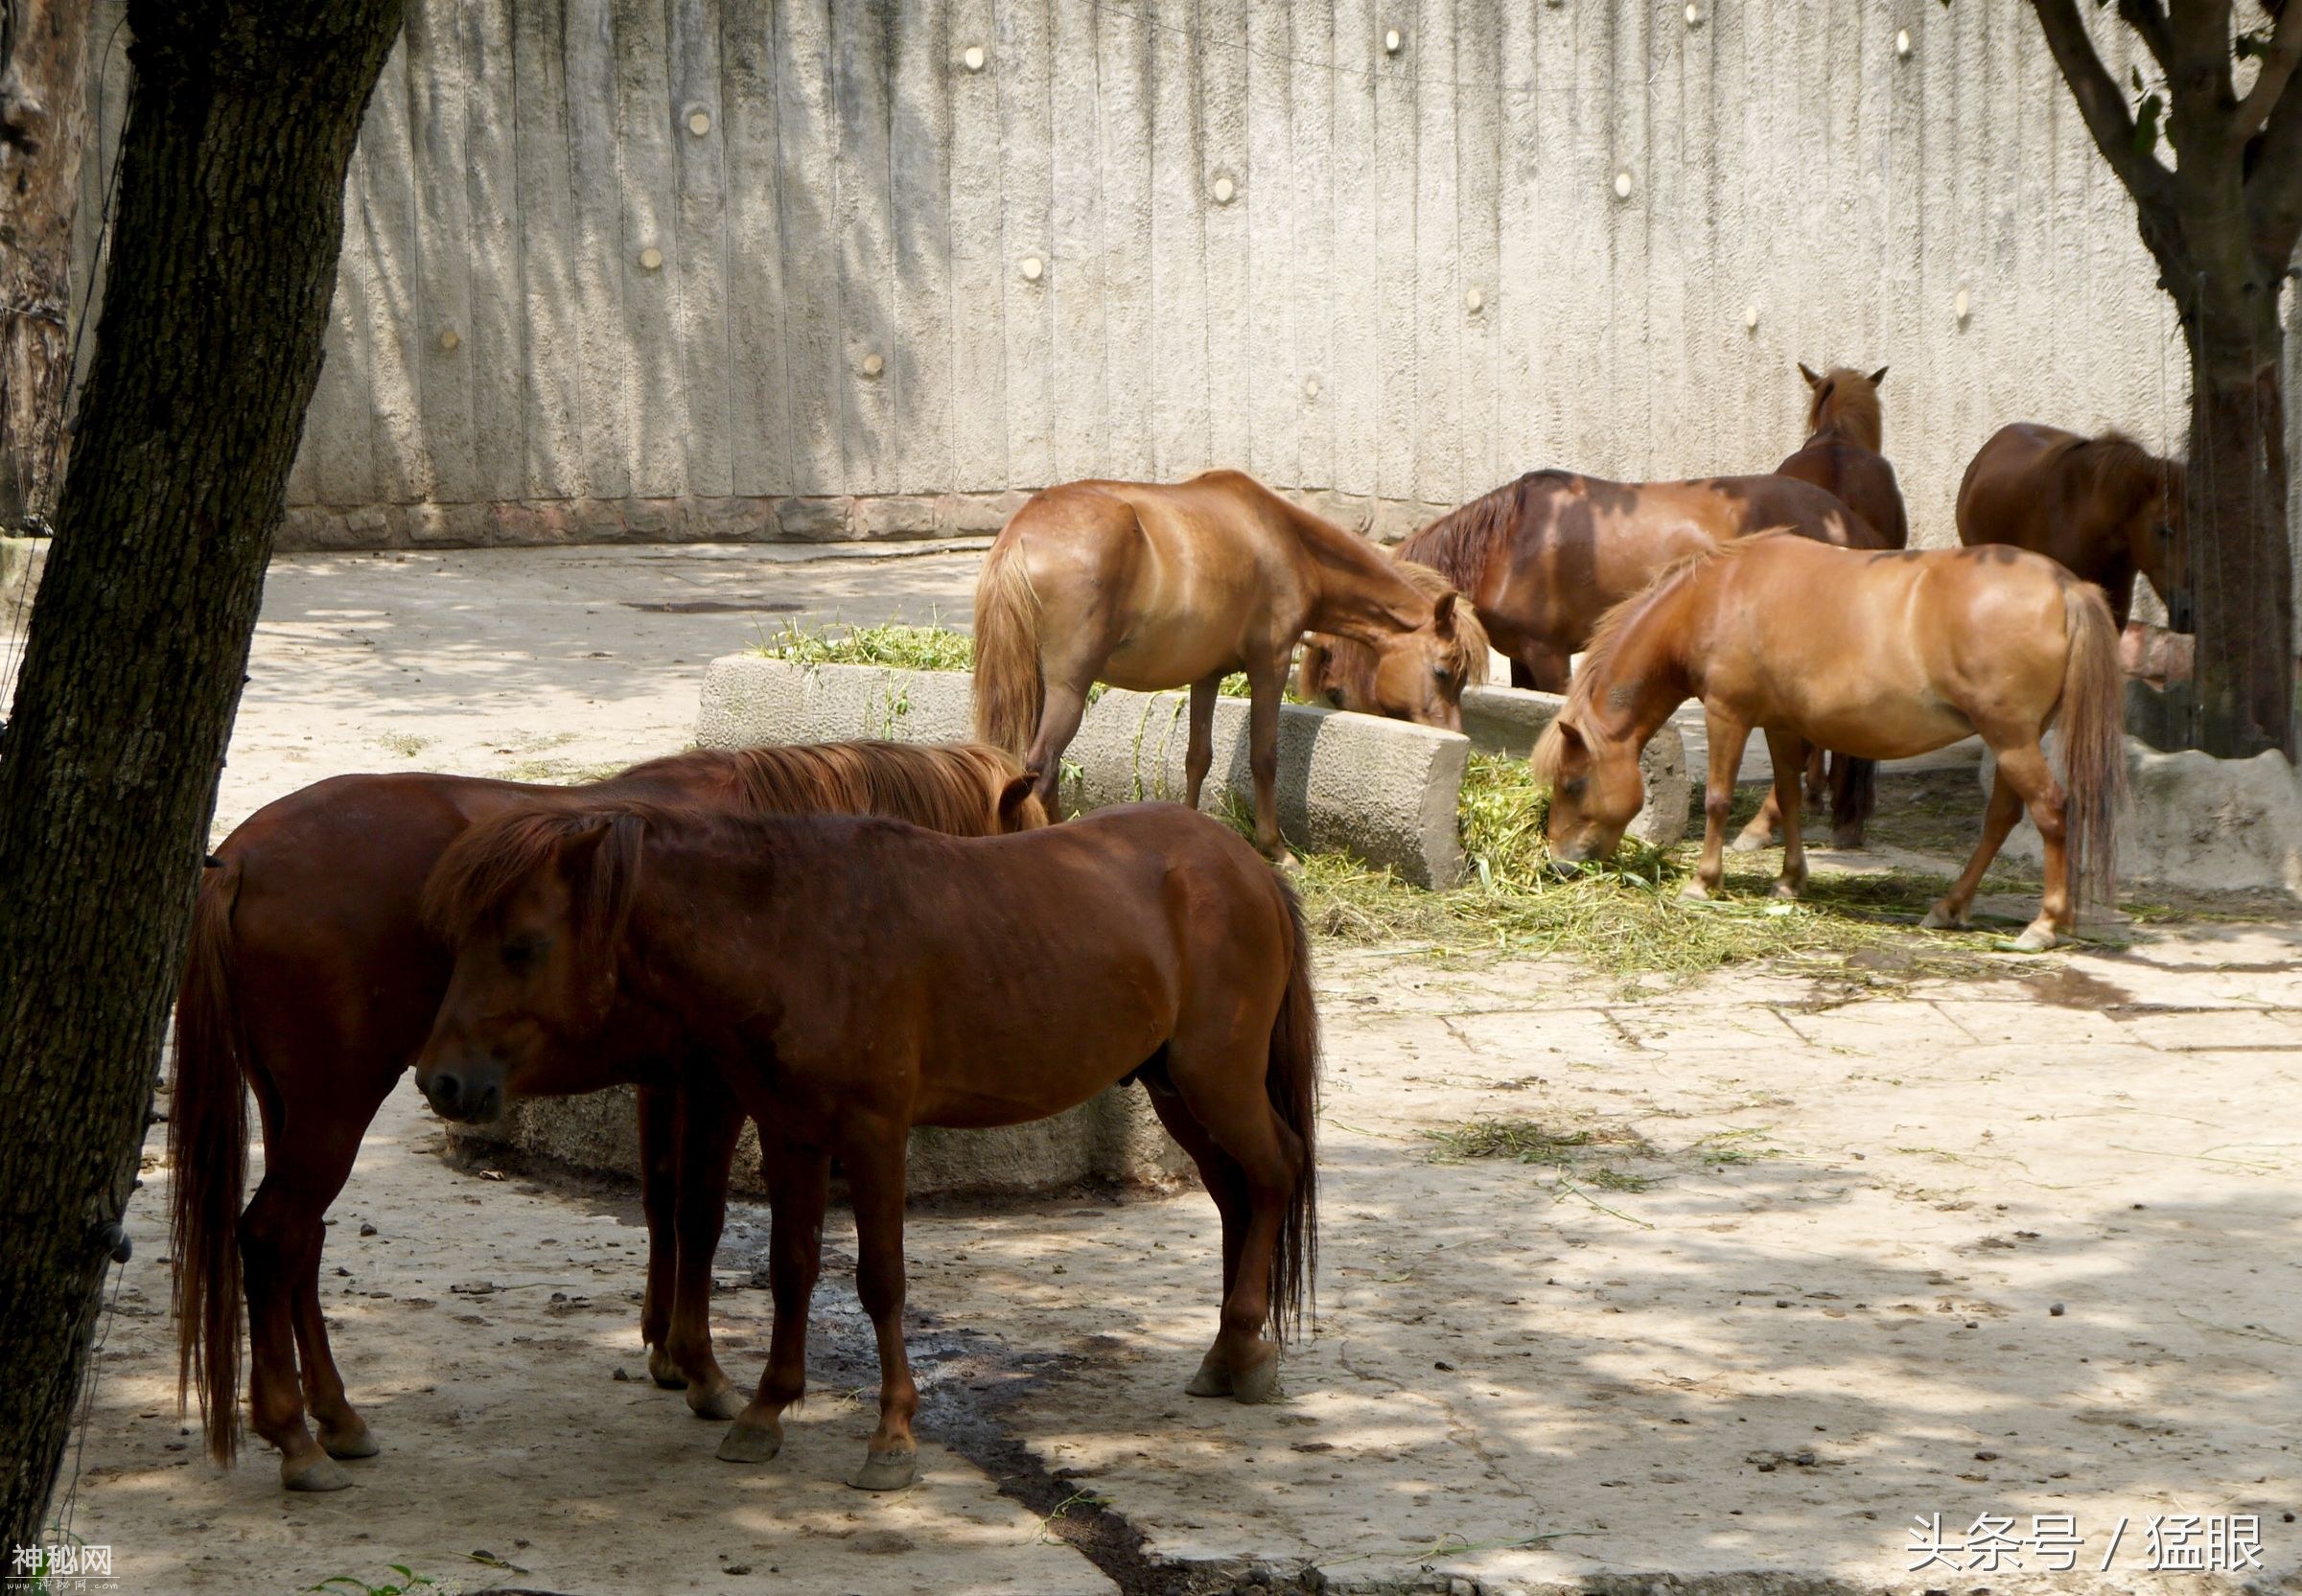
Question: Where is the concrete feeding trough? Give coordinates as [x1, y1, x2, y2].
[1982, 734, 2302, 899]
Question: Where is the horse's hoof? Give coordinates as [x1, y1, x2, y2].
[1267, 850, 1300, 874]
[282, 1455, 352, 1493]
[1679, 880, 1712, 902]
[1184, 1351, 1233, 1399]
[2012, 923, 2058, 953]
[848, 1448, 918, 1492]
[716, 1422, 784, 1465]
[1229, 1349, 1282, 1405]
[1770, 878, 1802, 901]
[1918, 902, 1963, 931]
[319, 1423, 378, 1461]
[647, 1344, 689, 1391]
[1728, 831, 1769, 854]
[687, 1382, 745, 1422]
[1830, 827, 1866, 851]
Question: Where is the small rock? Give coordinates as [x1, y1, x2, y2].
[613, 1367, 631, 1382]
[1774, 1299, 1790, 1308]
[1451, 1580, 1477, 1596]
[2050, 1303, 2065, 1316]
[724, 1566, 750, 1578]
[1794, 1449, 1819, 1466]
[1975, 1450, 1999, 1462]
[1433, 1360, 1455, 1372]
[359, 1221, 378, 1237]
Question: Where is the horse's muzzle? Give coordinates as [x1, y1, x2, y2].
[420, 1064, 503, 1124]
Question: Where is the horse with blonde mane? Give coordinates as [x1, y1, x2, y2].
[1957, 423, 2192, 632]
[414, 800, 1319, 1492]
[973, 471, 1480, 861]
[1533, 536, 2125, 952]
[1294, 557, 1491, 711]
[171, 741, 1042, 1492]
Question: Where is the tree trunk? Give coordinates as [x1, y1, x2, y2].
[0, 0, 90, 529]
[2181, 282, 2297, 758]
[0, 0, 401, 1549]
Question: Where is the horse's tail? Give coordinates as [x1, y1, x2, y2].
[172, 851, 248, 1465]
[971, 535, 1044, 755]
[2055, 580, 2127, 908]
[1265, 879, 1321, 1342]
[1830, 753, 1877, 838]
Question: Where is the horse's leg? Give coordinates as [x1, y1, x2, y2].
[1145, 1088, 1251, 1398]
[1023, 675, 1091, 817]
[1802, 743, 1829, 806]
[1183, 672, 1222, 810]
[1952, 741, 2070, 951]
[244, 1101, 380, 1492]
[1246, 657, 1291, 865]
[664, 1073, 745, 1420]
[1685, 708, 1752, 900]
[1515, 644, 1571, 694]
[1164, 1038, 1308, 1406]
[637, 1081, 685, 1388]
[1919, 764, 2026, 935]
[1762, 728, 1810, 899]
[717, 1136, 829, 1467]
[840, 1128, 921, 1492]
[1732, 788, 1782, 852]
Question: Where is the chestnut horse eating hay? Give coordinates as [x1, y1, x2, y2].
[1534, 536, 2126, 952]
[1957, 423, 2192, 632]
[171, 741, 1041, 1492]
[1294, 557, 1491, 711]
[414, 801, 1320, 1492]
[973, 469, 1479, 860]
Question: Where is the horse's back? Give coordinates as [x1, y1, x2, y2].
[1776, 443, 1907, 549]
[1957, 423, 2081, 546]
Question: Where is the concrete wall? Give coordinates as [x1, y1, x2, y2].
[74, 2, 2248, 556]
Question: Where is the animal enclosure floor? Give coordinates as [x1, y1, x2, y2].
[69, 929, 2302, 1594]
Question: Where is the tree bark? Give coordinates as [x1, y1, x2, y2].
[0, 0, 91, 530]
[0, 0, 401, 1548]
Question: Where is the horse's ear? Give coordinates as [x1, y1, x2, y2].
[1431, 591, 1458, 636]
[1798, 362, 1822, 388]
[1869, 365, 1889, 387]
[997, 773, 1041, 831]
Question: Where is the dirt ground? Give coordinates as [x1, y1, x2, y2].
[23, 545, 2302, 1595]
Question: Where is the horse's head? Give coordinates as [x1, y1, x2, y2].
[2139, 472, 2194, 633]
[1531, 712, 1643, 865]
[1292, 636, 1352, 709]
[1362, 592, 1492, 730]
[414, 807, 645, 1123]
[1799, 362, 1886, 451]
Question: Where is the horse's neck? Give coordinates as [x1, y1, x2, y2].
[1586, 592, 1696, 748]
[1810, 409, 1880, 453]
[1288, 508, 1428, 637]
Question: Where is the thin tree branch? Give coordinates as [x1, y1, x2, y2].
[2235, 0, 2302, 137]
[2246, 75, 2302, 266]
[2028, 0, 2181, 213]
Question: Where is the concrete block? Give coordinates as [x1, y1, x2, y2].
[1981, 735, 2302, 897]
[1460, 683, 1690, 847]
[697, 655, 1472, 886]
[448, 1081, 1193, 1201]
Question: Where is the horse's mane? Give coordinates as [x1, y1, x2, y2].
[421, 803, 654, 960]
[2055, 429, 2183, 512]
[1807, 368, 1883, 451]
[1400, 473, 1557, 591]
[1529, 538, 1747, 786]
[611, 740, 1034, 837]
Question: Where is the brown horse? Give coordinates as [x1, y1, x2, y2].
[1294, 557, 1491, 710]
[171, 741, 1042, 1492]
[1957, 423, 2192, 632]
[1533, 536, 2126, 952]
[1397, 468, 1883, 693]
[414, 800, 1319, 1491]
[1777, 364, 1908, 550]
[973, 470, 1480, 860]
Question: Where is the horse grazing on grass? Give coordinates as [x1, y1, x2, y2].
[171, 741, 1042, 1492]
[1533, 536, 2126, 952]
[973, 470, 1480, 861]
[1294, 557, 1491, 711]
[1957, 423, 2192, 632]
[414, 801, 1320, 1492]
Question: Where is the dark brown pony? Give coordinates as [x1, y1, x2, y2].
[1777, 364, 1908, 549]
[1294, 557, 1491, 710]
[1534, 536, 2126, 952]
[1398, 468, 1882, 691]
[974, 470, 1479, 861]
[1957, 423, 2192, 632]
[171, 741, 1041, 1492]
[414, 801, 1320, 1491]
